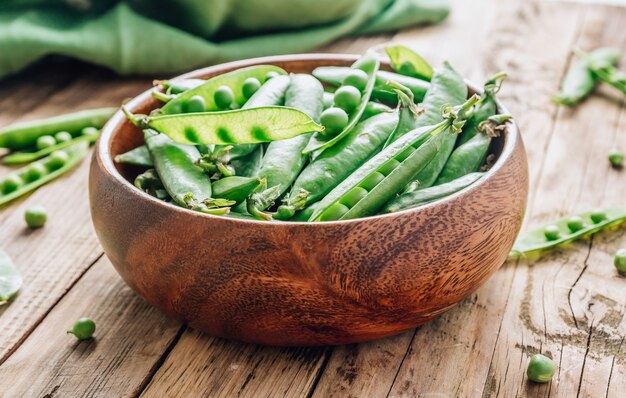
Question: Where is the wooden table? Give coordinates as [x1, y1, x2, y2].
[1, 0, 624, 396]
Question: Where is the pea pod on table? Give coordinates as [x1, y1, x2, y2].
[304, 51, 380, 154]
[276, 111, 399, 220]
[125, 106, 323, 146]
[3, 128, 100, 165]
[247, 74, 324, 219]
[508, 208, 626, 259]
[0, 108, 115, 150]
[310, 96, 478, 221]
[0, 250, 22, 305]
[385, 45, 433, 81]
[158, 65, 286, 114]
[1, 141, 89, 207]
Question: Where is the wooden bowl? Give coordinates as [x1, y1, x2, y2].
[89, 54, 528, 346]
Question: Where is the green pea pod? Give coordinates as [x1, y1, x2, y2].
[126, 106, 323, 146]
[212, 176, 263, 204]
[3, 131, 99, 165]
[0, 250, 22, 304]
[160, 78, 205, 95]
[408, 62, 468, 189]
[509, 208, 626, 259]
[385, 45, 433, 81]
[312, 67, 429, 104]
[276, 111, 399, 219]
[383, 82, 423, 148]
[232, 145, 264, 177]
[290, 202, 319, 222]
[0, 141, 89, 207]
[0, 108, 115, 150]
[304, 52, 380, 154]
[382, 172, 485, 213]
[115, 145, 154, 167]
[362, 101, 393, 120]
[553, 48, 620, 106]
[143, 130, 231, 214]
[134, 169, 170, 200]
[159, 65, 286, 114]
[311, 95, 478, 221]
[457, 73, 506, 146]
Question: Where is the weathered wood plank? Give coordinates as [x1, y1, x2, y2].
[0, 69, 152, 364]
[0, 256, 181, 397]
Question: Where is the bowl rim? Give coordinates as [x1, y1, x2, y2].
[95, 53, 521, 226]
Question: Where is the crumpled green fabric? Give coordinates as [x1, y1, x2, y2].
[0, 0, 449, 79]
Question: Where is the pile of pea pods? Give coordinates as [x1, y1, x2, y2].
[119, 45, 512, 222]
[0, 108, 115, 206]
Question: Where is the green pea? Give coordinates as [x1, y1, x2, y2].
[54, 131, 73, 143]
[320, 107, 349, 135]
[2, 174, 23, 194]
[608, 150, 624, 168]
[67, 317, 96, 340]
[47, 150, 69, 171]
[26, 162, 48, 182]
[214, 86, 235, 110]
[265, 71, 280, 82]
[590, 210, 607, 224]
[81, 127, 99, 137]
[343, 69, 369, 91]
[333, 86, 362, 112]
[36, 135, 56, 150]
[527, 354, 556, 383]
[614, 248, 626, 273]
[566, 215, 585, 232]
[24, 205, 47, 228]
[185, 95, 206, 113]
[242, 77, 262, 99]
[544, 225, 561, 241]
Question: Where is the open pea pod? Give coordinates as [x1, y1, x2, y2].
[385, 45, 433, 81]
[125, 106, 323, 145]
[3, 131, 99, 165]
[0, 250, 22, 304]
[159, 65, 287, 114]
[304, 52, 379, 154]
[509, 208, 626, 259]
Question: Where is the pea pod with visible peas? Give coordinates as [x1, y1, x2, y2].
[0, 141, 89, 207]
[310, 96, 478, 221]
[553, 48, 620, 106]
[508, 208, 626, 259]
[382, 172, 485, 213]
[158, 78, 205, 95]
[275, 111, 399, 220]
[247, 74, 324, 219]
[3, 127, 100, 165]
[158, 65, 286, 114]
[0, 108, 115, 150]
[0, 250, 22, 305]
[304, 51, 380, 154]
[143, 129, 233, 214]
[125, 106, 323, 146]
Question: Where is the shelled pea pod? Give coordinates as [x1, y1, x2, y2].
[304, 51, 380, 154]
[275, 111, 399, 220]
[0, 108, 115, 150]
[553, 48, 620, 106]
[124, 106, 323, 146]
[382, 172, 485, 213]
[403, 62, 468, 190]
[509, 208, 626, 259]
[134, 169, 169, 200]
[0, 141, 89, 206]
[158, 65, 287, 114]
[0, 250, 22, 304]
[435, 114, 510, 185]
[213, 176, 263, 204]
[385, 45, 433, 81]
[3, 127, 100, 164]
[313, 67, 429, 104]
[310, 96, 478, 222]
[143, 129, 233, 214]
[247, 74, 324, 219]
[115, 145, 153, 167]
[383, 82, 423, 148]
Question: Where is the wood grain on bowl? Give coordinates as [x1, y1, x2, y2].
[89, 54, 528, 346]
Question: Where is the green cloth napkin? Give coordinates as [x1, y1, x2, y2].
[0, 0, 449, 79]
